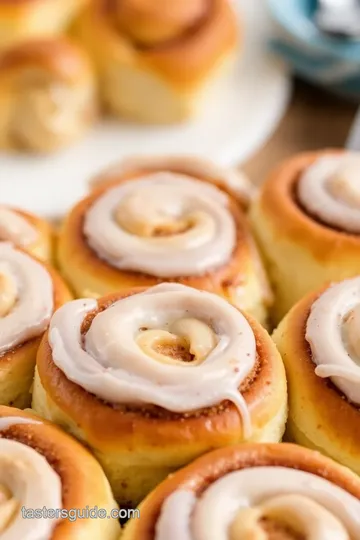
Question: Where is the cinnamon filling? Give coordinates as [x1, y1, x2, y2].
[78, 296, 262, 420]
[259, 518, 305, 540]
[153, 343, 195, 363]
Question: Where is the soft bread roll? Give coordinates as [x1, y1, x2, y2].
[75, 0, 238, 123]
[57, 155, 271, 326]
[273, 276, 360, 476]
[250, 149, 360, 322]
[0, 37, 96, 153]
[0, 406, 120, 540]
[0, 206, 53, 261]
[122, 442, 360, 540]
[0, 0, 88, 51]
[0, 243, 71, 408]
[32, 284, 287, 507]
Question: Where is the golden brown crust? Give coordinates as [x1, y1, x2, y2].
[58, 169, 259, 297]
[0, 38, 93, 81]
[0, 405, 119, 540]
[79, 0, 237, 89]
[36, 288, 285, 450]
[258, 148, 360, 262]
[122, 443, 360, 540]
[273, 287, 360, 463]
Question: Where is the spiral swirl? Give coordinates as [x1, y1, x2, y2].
[0, 243, 53, 354]
[297, 152, 360, 233]
[49, 283, 256, 437]
[0, 416, 62, 540]
[84, 173, 237, 277]
[155, 466, 360, 539]
[306, 277, 360, 404]
[0, 208, 37, 248]
[114, 0, 208, 45]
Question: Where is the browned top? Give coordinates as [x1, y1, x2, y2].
[114, 0, 208, 45]
[257, 149, 360, 262]
[124, 443, 360, 539]
[0, 38, 92, 81]
[82, 0, 238, 87]
[0, 405, 110, 540]
[36, 288, 285, 449]
[62, 167, 259, 294]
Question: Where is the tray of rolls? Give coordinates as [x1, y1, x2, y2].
[1, 1, 360, 540]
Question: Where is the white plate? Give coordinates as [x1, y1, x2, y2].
[0, 0, 291, 218]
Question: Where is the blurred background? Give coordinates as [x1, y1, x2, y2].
[0, 0, 359, 213]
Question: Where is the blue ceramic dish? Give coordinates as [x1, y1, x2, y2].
[267, 0, 360, 101]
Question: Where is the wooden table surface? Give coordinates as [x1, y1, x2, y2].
[243, 79, 358, 185]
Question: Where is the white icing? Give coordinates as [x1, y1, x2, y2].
[0, 243, 53, 355]
[306, 277, 360, 404]
[0, 417, 61, 540]
[49, 283, 257, 438]
[84, 173, 237, 277]
[155, 467, 360, 539]
[297, 153, 360, 233]
[0, 208, 37, 247]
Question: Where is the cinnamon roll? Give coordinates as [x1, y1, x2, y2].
[0, 206, 53, 261]
[32, 283, 287, 507]
[75, 0, 238, 123]
[0, 37, 96, 153]
[273, 276, 360, 475]
[0, 242, 71, 408]
[57, 155, 270, 325]
[122, 442, 360, 540]
[0, 0, 88, 51]
[250, 149, 360, 321]
[0, 405, 120, 540]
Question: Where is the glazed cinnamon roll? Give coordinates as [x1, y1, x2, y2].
[57, 155, 270, 325]
[0, 206, 53, 261]
[75, 0, 238, 123]
[0, 37, 96, 153]
[0, 242, 71, 408]
[122, 442, 360, 540]
[32, 283, 287, 507]
[0, 405, 120, 540]
[250, 149, 360, 321]
[273, 276, 360, 475]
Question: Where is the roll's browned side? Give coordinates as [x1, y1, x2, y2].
[273, 288, 360, 475]
[249, 149, 360, 322]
